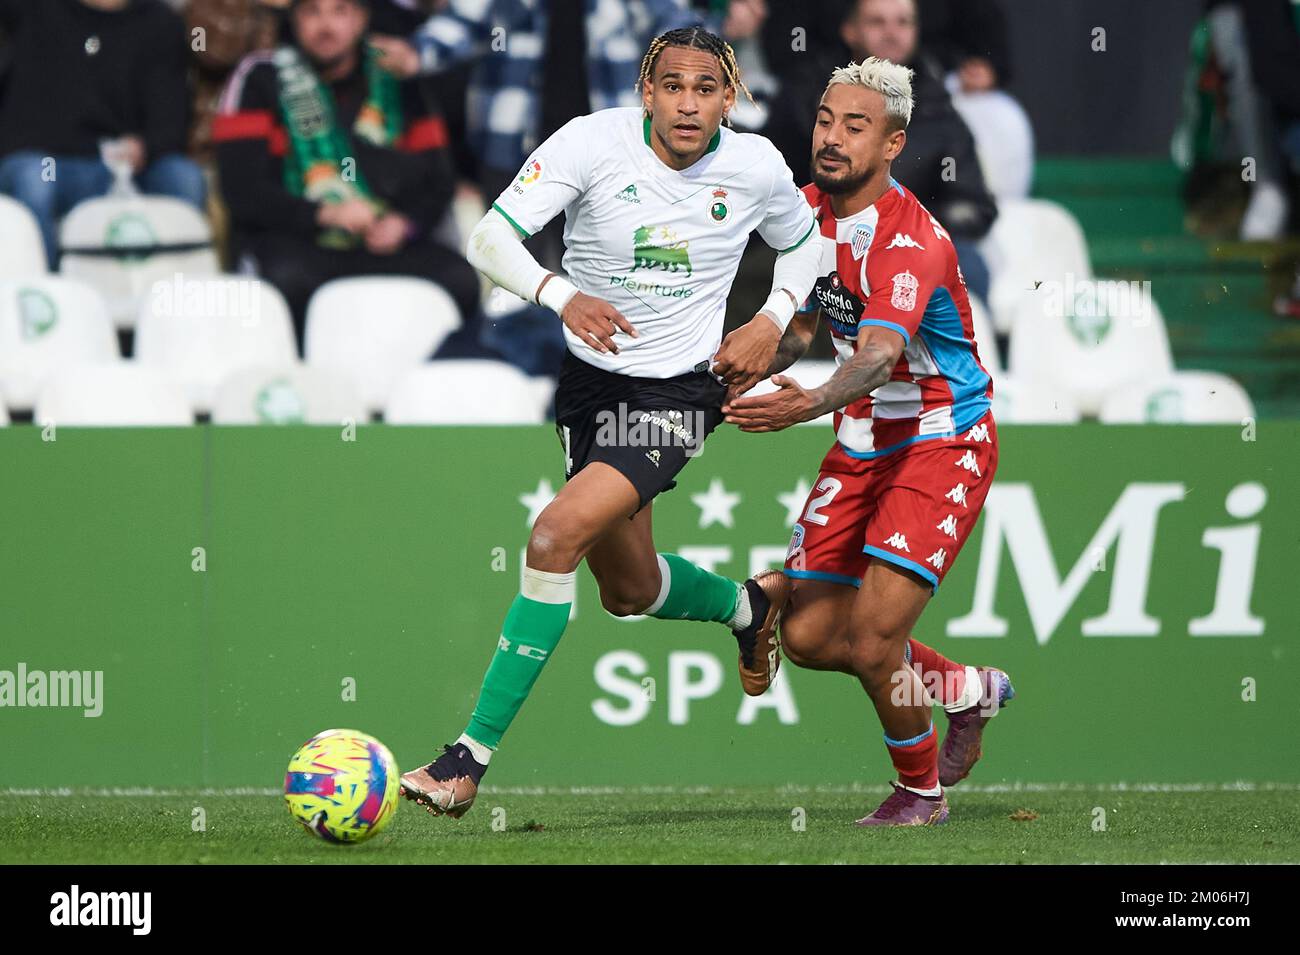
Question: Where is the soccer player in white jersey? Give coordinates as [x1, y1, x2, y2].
[399, 27, 824, 818]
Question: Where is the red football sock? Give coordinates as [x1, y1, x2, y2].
[908, 638, 966, 706]
[885, 723, 939, 790]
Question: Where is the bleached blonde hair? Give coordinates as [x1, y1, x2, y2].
[826, 57, 915, 130]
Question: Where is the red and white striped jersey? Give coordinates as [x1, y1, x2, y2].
[799, 178, 994, 458]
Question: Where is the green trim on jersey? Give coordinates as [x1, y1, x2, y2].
[492, 202, 532, 238]
[642, 116, 721, 156]
[776, 218, 817, 254]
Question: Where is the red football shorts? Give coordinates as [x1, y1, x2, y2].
[784, 412, 998, 592]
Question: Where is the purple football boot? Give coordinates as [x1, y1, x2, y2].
[855, 782, 949, 827]
[938, 666, 1015, 787]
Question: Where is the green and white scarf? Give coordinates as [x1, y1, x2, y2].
[271, 45, 403, 247]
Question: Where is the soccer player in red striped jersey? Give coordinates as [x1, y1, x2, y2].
[724, 58, 1014, 826]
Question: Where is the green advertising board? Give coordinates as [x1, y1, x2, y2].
[0, 423, 1295, 789]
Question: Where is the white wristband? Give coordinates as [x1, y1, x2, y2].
[758, 288, 798, 332]
[538, 275, 579, 314]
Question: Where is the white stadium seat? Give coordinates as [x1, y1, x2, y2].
[211, 363, 367, 425]
[0, 195, 49, 278]
[58, 195, 220, 329]
[134, 276, 296, 414]
[385, 360, 552, 424]
[1007, 281, 1173, 418]
[35, 361, 193, 426]
[981, 198, 1092, 333]
[305, 277, 463, 415]
[0, 277, 118, 411]
[0, 399, 8, 426]
[950, 87, 1036, 200]
[990, 376, 1083, 423]
[1098, 371, 1255, 424]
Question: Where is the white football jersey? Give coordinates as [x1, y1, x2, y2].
[491, 107, 817, 378]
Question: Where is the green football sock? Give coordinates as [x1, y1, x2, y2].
[465, 568, 574, 749]
[645, 553, 741, 624]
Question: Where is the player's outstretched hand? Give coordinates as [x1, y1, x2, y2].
[722, 375, 819, 432]
[561, 292, 638, 355]
[711, 314, 783, 395]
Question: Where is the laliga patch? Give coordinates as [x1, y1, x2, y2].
[850, 222, 874, 260]
[512, 159, 542, 194]
[890, 269, 919, 311]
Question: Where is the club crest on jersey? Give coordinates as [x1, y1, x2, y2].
[851, 222, 874, 260]
[890, 269, 919, 311]
[788, 521, 805, 558]
[632, 225, 693, 276]
[709, 187, 730, 223]
[885, 232, 924, 250]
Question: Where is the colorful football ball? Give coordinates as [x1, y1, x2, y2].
[284, 728, 399, 844]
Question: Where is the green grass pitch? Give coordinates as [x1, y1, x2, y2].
[2, 785, 1296, 864]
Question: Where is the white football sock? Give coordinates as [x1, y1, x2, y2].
[944, 666, 984, 713]
[901, 783, 943, 797]
[457, 733, 494, 765]
[643, 554, 672, 616]
[728, 583, 753, 630]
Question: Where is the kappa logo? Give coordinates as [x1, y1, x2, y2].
[926, 548, 947, 571]
[966, 422, 992, 443]
[946, 483, 969, 507]
[884, 532, 911, 552]
[885, 232, 925, 251]
[890, 269, 919, 311]
[955, 449, 982, 477]
[617, 183, 641, 204]
[936, 514, 959, 539]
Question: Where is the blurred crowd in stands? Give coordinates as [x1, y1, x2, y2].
[1176, 0, 1300, 317]
[0, 0, 1293, 426]
[0, 0, 1033, 375]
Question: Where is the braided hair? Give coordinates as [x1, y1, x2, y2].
[637, 26, 754, 126]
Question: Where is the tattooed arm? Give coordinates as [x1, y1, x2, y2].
[767, 310, 820, 376]
[805, 325, 902, 417]
[723, 325, 905, 432]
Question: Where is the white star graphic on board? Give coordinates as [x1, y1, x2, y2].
[777, 477, 812, 527]
[519, 478, 556, 527]
[691, 478, 741, 529]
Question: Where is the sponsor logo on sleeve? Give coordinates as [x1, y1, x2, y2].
[511, 159, 542, 194]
